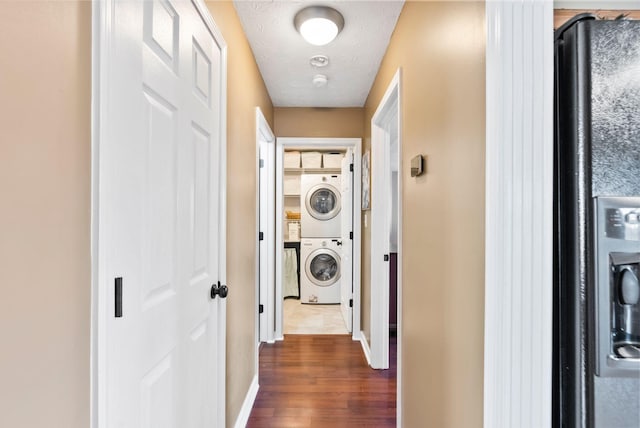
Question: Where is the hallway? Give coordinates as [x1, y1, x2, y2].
[247, 335, 397, 427]
[1, 1, 492, 426]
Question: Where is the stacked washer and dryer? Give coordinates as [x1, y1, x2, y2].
[300, 174, 343, 304]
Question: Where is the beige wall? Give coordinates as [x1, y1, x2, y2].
[364, 2, 486, 427]
[274, 107, 363, 137]
[204, 2, 273, 426]
[0, 1, 91, 426]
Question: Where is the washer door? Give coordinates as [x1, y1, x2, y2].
[305, 183, 341, 221]
[305, 248, 341, 287]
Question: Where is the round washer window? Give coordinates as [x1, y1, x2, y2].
[306, 249, 341, 287]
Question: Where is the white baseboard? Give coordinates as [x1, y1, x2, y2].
[351, 329, 362, 341]
[233, 375, 259, 428]
[358, 332, 372, 366]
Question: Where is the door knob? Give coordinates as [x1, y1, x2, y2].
[211, 281, 228, 299]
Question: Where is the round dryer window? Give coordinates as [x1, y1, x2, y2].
[306, 249, 341, 287]
[306, 184, 341, 220]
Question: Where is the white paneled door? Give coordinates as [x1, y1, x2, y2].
[95, 0, 227, 426]
[340, 149, 353, 333]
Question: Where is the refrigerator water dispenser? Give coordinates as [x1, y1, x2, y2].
[595, 197, 640, 377]
[610, 254, 640, 358]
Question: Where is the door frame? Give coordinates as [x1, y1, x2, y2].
[272, 137, 362, 341]
[484, 1, 553, 426]
[369, 69, 402, 371]
[255, 107, 275, 345]
[90, 1, 228, 426]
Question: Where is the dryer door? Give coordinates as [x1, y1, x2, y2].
[306, 183, 341, 221]
[306, 249, 341, 287]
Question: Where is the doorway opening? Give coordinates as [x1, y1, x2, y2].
[368, 69, 402, 423]
[282, 147, 353, 335]
[369, 69, 401, 378]
[256, 108, 275, 345]
[260, 137, 363, 343]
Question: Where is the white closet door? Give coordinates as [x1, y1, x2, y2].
[340, 149, 354, 332]
[98, 0, 226, 426]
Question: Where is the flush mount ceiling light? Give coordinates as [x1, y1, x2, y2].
[294, 6, 344, 46]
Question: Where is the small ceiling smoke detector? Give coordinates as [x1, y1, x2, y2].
[294, 6, 344, 46]
[310, 55, 329, 68]
[312, 74, 328, 88]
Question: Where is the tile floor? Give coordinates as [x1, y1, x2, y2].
[283, 298, 349, 334]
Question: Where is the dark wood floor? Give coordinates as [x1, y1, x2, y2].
[246, 335, 397, 428]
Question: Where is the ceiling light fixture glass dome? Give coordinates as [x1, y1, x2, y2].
[294, 6, 344, 46]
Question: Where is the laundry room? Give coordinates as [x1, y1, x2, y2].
[282, 148, 349, 333]
[271, 107, 365, 338]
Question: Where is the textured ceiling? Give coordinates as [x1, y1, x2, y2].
[233, 0, 404, 107]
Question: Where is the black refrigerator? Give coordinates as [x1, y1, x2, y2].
[554, 13, 640, 428]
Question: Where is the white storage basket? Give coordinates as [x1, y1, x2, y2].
[322, 152, 343, 168]
[301, 151, 322, 168]
[284, 151, 301, 168]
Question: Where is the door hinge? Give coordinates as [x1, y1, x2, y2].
[259, 304, 264, 314]
[259, 159, 264, 168]
[384, 254, 389, 262]
[349, 298, 353, 308]
[259, 232, 264, 241]
[349, 163, 354, 172]
[349, 231, 353, 240]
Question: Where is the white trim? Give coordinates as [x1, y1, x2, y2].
[90, 1, 110, 426]
[232, 375, 260, 428]
[192, 1, 229, 424]
[369, 69, 401, 371]
[256, 108, 275, 347]
[358, 333, 372, 367]
[274, 138, 362, 341]
[395, 72, 403, 428]
[91, 1, 228, 426]
[484, 2, 554, 428]
[369, 124, 389, 369]
[208, 8, 227, 428]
